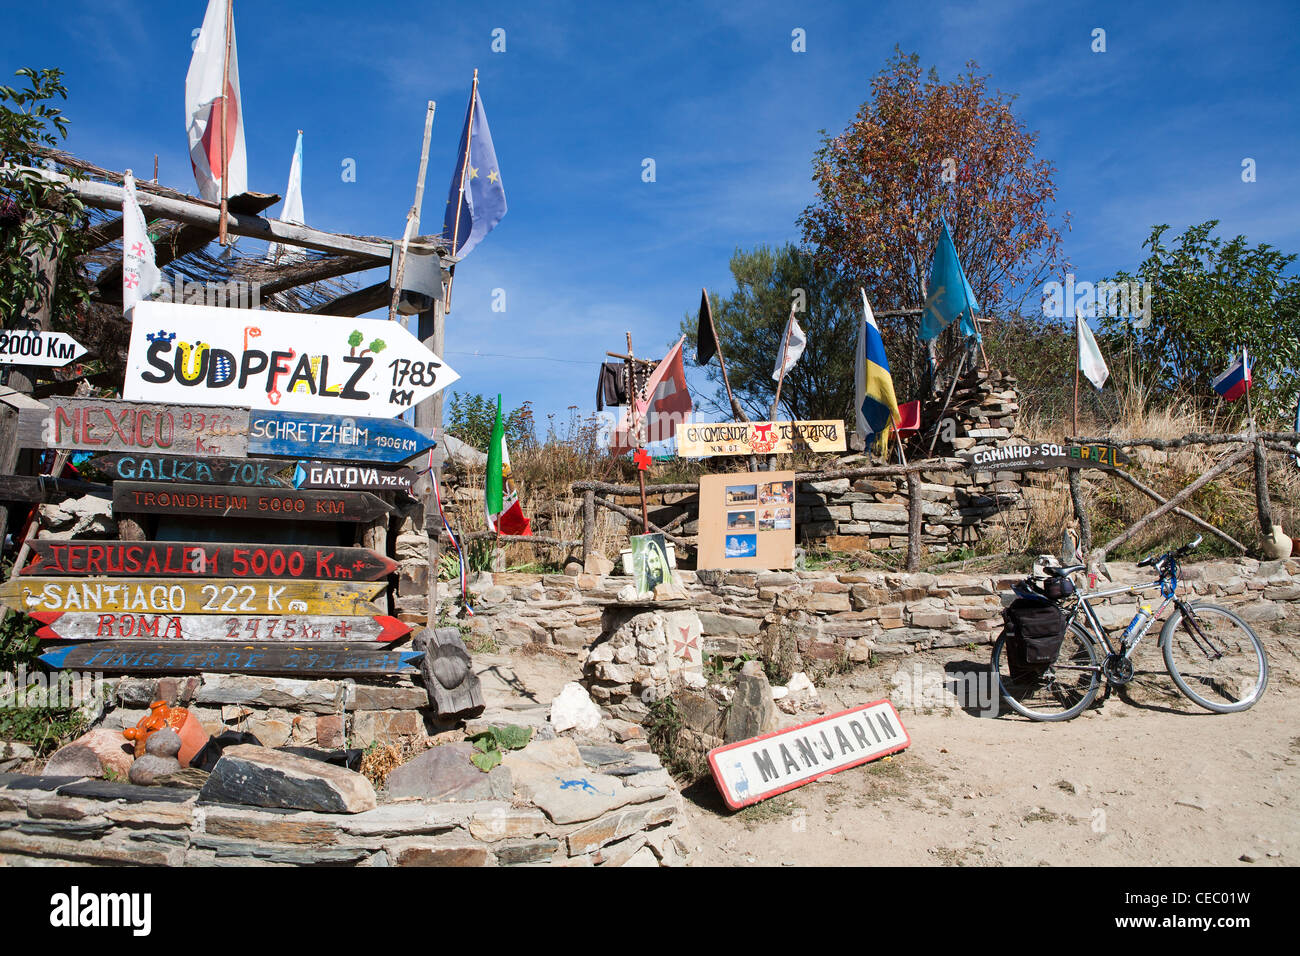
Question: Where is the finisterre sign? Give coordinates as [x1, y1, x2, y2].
[707, 700, 910, 810]
[677, 420, 847, 458]
[963, 440, 1129, 472]
[124, 300, 459, 418]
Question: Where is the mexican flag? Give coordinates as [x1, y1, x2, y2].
[486, 394, 532, 536]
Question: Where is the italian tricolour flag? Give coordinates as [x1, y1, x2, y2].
[486, 394, 532, 536]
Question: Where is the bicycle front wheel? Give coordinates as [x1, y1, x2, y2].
[1162, 603, 1268, 713]
[993, 622, 1102, 721]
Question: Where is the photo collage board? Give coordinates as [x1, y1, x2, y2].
[697, 470, 796, 570]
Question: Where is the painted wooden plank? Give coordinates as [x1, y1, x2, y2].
[248, 408, 435, 464]
[0, 474, 111, 503]
[2, 578, 385, 616]
[33, 612, 410, 644]
[964, 441, 1130, 472]
[291, 461, 418, 492]
[22, 541, 397, 581]
[124, 301, 460, 418]
[43, 397, 250, 457]
[111, 482, 395, 523]
[707, 701, 910, 810]
[0, 330, 88, 367]
[82, 453, 294, 488]
[38, 641, 421, 677]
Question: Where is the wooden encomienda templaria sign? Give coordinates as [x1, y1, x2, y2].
[677, 420, 847, 458]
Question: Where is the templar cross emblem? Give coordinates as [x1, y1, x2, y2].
[674, 625, 699, 664]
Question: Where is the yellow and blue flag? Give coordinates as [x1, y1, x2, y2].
[856, 290, 901, 455]
[920, 218, 980, 342]
[443, 83, 507, 258]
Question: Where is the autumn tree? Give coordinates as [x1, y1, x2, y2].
[798, 49, 1066, 395]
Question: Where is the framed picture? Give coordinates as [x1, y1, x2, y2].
[631, 532, 673, 594]
[697, 470, 796, 570]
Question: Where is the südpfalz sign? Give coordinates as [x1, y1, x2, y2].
[964, 441, 1129, 472]
[676, 420, 847, 458]
[708, 700, 910, 810]
[124, 301, 460, 418]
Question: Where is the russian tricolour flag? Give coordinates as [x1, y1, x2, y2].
[1211, 348, 1254, 403]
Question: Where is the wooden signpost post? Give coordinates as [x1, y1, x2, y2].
[38, 641, 422, 676]
[0, 330, 89, 367]
[2, 578, 385, 615]
[22, 541, 397, 581]
[111, 482, 395, 523]
[43, 397, 250, 457]
[124, 300, 460, 418]
[32, 611, 410, 644]
[248, 408, 436, 464]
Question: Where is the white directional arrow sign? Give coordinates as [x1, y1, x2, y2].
[0, 330, 89, 367]
[124, 300, 459, 419]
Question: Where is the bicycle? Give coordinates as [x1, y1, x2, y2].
[992, 536, 1270, 721]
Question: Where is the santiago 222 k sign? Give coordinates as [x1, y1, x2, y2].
[124, 301, 459, 418]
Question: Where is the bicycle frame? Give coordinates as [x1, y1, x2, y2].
[1065, 568, 1190, 663]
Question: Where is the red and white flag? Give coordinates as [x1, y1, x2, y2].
[186, 0, 248, 202]
[612, 337, 692, 453]
[122, 171, 161, 312]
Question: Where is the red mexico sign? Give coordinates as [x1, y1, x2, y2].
[708, 700, 910, 810]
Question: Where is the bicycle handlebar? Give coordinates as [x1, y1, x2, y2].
[1136, 535, 1203, 571]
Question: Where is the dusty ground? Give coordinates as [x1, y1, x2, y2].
[481, 626, 1299, 867]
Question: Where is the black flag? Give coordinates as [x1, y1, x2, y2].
[695, 288, 717, 366]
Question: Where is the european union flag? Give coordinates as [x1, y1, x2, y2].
[443, 84, 507, 258]
[919, 218, 980, 342]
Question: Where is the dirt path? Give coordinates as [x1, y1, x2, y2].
[680, 632, 1299, 867]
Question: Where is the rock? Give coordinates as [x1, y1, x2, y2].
[616, 584, 639, 602]
[383, 743, 508, 802]
[62, 728, 135, 778]
[129, 753, 181, 786]
[524, 767, 665, 825]
[550, 682, 602, 733]
[503, 737, 584, 774]
[724, 673, 777, 744]
[196, 674, 347, 714]
[199, 744, 377, 813]
[584, 553, 615, 576]
[144, 728, 182, 759]
[601, 719, 643, 743]
[42, 744, 103, 779]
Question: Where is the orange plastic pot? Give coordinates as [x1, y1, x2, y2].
[122, 701, 209, 768]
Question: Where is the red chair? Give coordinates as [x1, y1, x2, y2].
[895, 400, 921, 438]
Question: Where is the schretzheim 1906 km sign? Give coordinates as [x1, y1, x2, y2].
[124, 301, 459, 418]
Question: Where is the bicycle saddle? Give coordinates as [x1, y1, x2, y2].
[1047, 564, 1085, 577]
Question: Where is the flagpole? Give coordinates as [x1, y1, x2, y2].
[444, 69, 479, 315]
[390, 101, 437, 322]
[1073, 315, 1081, 439]
[625, 331, 650, 533]
[703, 287, 743, 419]
[218, 0, 234, 247]
[770, 310, 793, 421]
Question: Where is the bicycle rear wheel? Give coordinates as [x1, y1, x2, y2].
[993, 622, 1102, 721]
[1161, 603, 1268, 713]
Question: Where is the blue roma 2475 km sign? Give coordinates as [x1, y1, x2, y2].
[124, 301, 459, 419]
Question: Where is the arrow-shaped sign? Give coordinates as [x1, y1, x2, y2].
[124, 300, 459, 418]
[22, 540, 397, 581]
[248, 408, 435, 464]
[38, 641, 422, 677]
[111, 482, 396, 523]
[0, 330, 89, 367]
[2, 578, 385, 616]
[291, 460, 418, 492]
[33, 612, 410, 644]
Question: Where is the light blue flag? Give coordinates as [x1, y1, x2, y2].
[443, 85, 507, 258]
[920, 218, 980, 342]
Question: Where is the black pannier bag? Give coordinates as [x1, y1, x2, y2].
[1003, 597, 1067, 679]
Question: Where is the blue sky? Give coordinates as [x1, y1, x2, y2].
[4, 0, 1298, 431]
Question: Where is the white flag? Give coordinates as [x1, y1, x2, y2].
[771, 311, 807, 381]
[268, 131, 304, 262]
[186, 0, 248, 202]
[1077, 308, 1109, 390]
[122, 172, 161, 312]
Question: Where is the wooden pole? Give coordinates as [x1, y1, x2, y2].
[152, 154, 158, 183]
[703, 287, 746, 422]
[926, 347, 966, 457]
[1068, 468, 1091, 554]
[444, 69, 479, 315]
[770, 310, 794, 420]
[1111, 467, 1246, 553]
[218, 0, 234, 247]
[1073, 316, 1080, 438]
[582, 489, 596, 562]
[623, 331, 650, 532]
[390, 100, 437, 321]
[905, 472, 923, 571]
